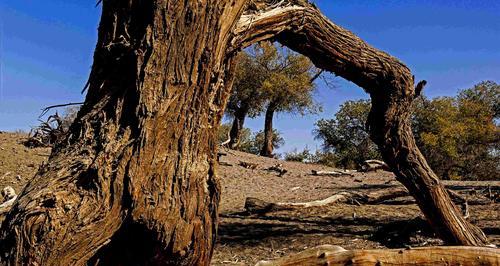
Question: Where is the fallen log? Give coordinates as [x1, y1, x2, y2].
[244, 187, 409, 213]
[239, 161, 258, 170]
[267, 164, 288, 176]
[441, 180, 500, 188]
[255, 245, 500, 266]
[244, 187, 475, 214]
[311, 170, 354, 177]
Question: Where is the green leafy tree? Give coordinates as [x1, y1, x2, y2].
[284, 148, 338, 167]
[227, 42, 322, 155]
[314, 99, 380, 169]
[284, 147, 314, 162]
[412, 81, 499, 180]
[314, 81, 499, 179]
[225, 50, 268, 149]
[246, 129, 284, 156]
[256, 42, 322, 157]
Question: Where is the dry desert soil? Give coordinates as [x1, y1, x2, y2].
[0, 132, 498, 265]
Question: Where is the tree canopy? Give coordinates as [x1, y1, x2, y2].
[315, 81, 499, 180]
[412, 81, 499, 180]
[256, 42, 322, 116]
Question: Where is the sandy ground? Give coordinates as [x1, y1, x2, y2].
[0, 132, 498, 265]
[0, 132, 51, 193]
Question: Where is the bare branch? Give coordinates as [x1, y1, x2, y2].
[40, 102, 83, 118]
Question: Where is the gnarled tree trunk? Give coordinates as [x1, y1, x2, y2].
[260, 101, 277, 157]
[228, 104, 249, 149]
[0, 1, 245, 265]
[0, 1, 488, 265]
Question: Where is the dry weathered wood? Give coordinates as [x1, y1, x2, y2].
[220, 131, 231, 147]
[1, 1, 248, 264]
[244, 187, 410, 214]
[0, 187, 17, 217]
[244, 187, 483, 215]
[39, 102, 84, 117]
[245, 197, 282, 214]
[360, 160, 390, 172]
[266, 164, 288, 176]
[255, 245, 500, 266]
[311, 170, 354, 177]
[240, 161, 259, 170]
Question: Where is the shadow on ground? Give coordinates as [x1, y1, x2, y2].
[218, 211, 442, 248]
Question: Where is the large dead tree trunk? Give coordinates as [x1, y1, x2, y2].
[0, 1, 488, 265]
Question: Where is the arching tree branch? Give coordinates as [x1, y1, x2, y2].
[231, 0, 488, 246]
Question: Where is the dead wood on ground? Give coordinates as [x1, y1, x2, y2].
[23, 113, 65, 148]
[360, 160, 390, 172]
[244, 187, 489, 215]
[239, 161, 259, 170]
[311, 170, 354, 177]
[266, 164, 288, 176]
[255, 245, 500, 266]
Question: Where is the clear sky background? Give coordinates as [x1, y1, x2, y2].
[1, 0, 499, 154]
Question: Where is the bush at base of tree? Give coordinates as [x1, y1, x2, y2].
[24, 107, 80, 148]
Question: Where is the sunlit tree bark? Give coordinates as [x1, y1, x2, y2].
[0, 1, 487, 265]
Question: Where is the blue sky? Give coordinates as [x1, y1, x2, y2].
[1, 1, 499, 154]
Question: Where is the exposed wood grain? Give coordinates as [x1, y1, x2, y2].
[255, 245, 500, 266]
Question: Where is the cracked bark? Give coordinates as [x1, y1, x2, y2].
[0, 1, 487, 265]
